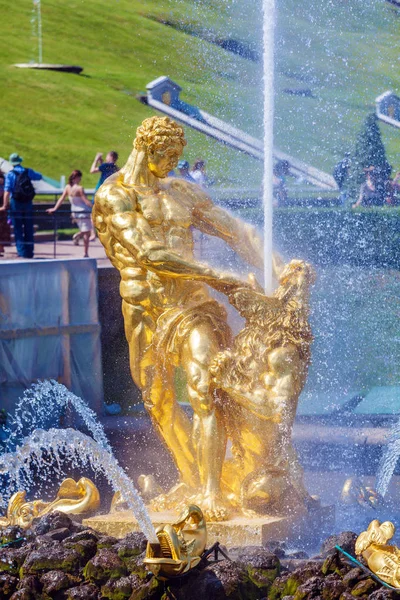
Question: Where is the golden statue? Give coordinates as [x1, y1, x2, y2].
[211, 259, 315, 515]
[144, 504, 207, 579]
[356, 520, 400, 588]
[0, 478, 100, 529]
[93, 116, 313, 521]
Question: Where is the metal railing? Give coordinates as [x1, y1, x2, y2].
[1, 206, 94, 259]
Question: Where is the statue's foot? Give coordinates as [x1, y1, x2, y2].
[149, 482, 192, 513]
[190, 492, 230, 522]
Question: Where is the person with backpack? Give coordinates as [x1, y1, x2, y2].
[0, 153, 42, 258]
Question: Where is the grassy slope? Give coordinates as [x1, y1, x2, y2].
[0, 0, 399, 187]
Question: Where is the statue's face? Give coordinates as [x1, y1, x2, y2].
[148, 144, 183, 178]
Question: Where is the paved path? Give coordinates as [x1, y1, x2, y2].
[1, 239, 112, 267]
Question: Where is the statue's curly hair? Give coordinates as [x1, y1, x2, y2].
[134, 116, 187, 154]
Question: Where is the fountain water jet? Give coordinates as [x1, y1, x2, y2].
[0, 427, 158, 543]
[5, 380, 112, 455]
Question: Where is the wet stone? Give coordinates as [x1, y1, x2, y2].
[63, 538, 98, 564]
[0, 527, 25, 546]
[9, 591, 36, 600]
[101, 574, 138, 599]
[341, 568, 367, 588]
[32, 511, 73, 536]
[66, 582, 100, 599]
[83, 548, 127, 584]
[293, 575, 324, 599]
[0, 546, 34, 575]
[115, 532, 147, 559]
[0, 572, 18, 598]
[321, 573, 345, 599]
[368, 590, 398, 599]
[321, 533, 357, 558]
[97, 535, 119, 549]
[21, 545, 81, 576]
[67, 530, 99, 544]
[40, 569, 81, 594]
[350, 577, 378, 596]
[173, 559, 266, 600]
[40, 527, 72, 542]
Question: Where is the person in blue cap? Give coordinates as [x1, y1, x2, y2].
[177, 160, 195, 182]
[0, 153, 42, 259]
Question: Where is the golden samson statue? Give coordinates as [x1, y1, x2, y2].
[94, 116, 314, 521]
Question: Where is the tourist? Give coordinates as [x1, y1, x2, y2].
[352, 167, 382, 207]
[47, 170, 93, 258]
[333, 153, 351, 205]
[0, 153, 42, 259]
[190, 158, 208, 187]
[177, 160, 195, 182]
[0, 172, 11, 256]
[273, 160, 290, 206]
[90, 151, 119, 192]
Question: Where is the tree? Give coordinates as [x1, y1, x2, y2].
[347, 112, 391, 202]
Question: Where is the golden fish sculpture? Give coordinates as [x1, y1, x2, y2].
[355, 519, 400, 588]
[0, 477, 100, 529]
[144, 505, 207, 579]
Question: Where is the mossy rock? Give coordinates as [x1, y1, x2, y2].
[63, 539, 97, 564]
[269, 573, 302, 599]
[100, 574, 142, 600]
[83, 548, 127, 584]
[0, 547, 33, 576]
[0, 572, 18, 597]
[21, 546, 81, 577]
[65, 582, 100, 599]
[350, 577, 378, 596]
[293, 576, 324, 600]
[322, 552, 342, 576]
[130, 575, 164, 600]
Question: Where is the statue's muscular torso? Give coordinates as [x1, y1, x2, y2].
[93, 174, 210, 316]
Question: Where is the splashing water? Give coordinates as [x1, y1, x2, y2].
[5, 380, 112, 455]
[375, 418, 400, 498]
[0, 427, 158, 543]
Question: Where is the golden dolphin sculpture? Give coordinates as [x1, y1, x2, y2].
[0, 477, 100, 529]
[144, 505, 207, 579]
[356, 519, 400, 588]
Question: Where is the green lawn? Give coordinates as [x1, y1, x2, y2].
[1, 0, 399, 189]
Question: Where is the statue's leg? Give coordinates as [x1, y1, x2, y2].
[142, 364, 199, 490]
[182, 321, 229, 520]
[122, 299, 198, 490]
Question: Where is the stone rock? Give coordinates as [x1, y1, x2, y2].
[21, 545, 81, 576]
[97, 536, 118, 549]
[63, 539, 98, 564]
[339, 594, 354, 600]
[321, 574, 345, 599]
[129, 575, 164, 600]
[40, 569, 81, 594]
[0, 572, 18, 598]
[115, 533, 147, 559]
[350, 577, 378, 596]
[321, 552, 342, 576]
[288, 552, 309, 560]
[17, 575, 41, 593]
[341, 568, 367, 588]
[0, 546, 34, 575]
[293, 575, 324, 599]
[9, 591, 36, 600]
[101, 574, 140, 599]
[231, 546, 280, 588]
[32, 511, 73, 536]
[67, 530, 99, 544]
[83, 548, 127, 584]
[39, 527, 72, 543]
[173, 559, 265, 600]
[321, 533, 357, 558]
[0, 527, 25, 546]
[263, 541, 288, 559]
[66, 583, 100, 599]
[368, 590, 398, 599]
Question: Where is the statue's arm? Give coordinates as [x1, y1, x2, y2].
[186, 184, 264, 270]
[104, 204, 246, 288]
